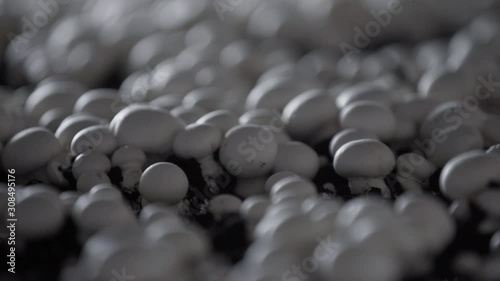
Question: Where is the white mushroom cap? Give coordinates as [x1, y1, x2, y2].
[72, 150, 111, 179]
[182, 87, 226, 112]
[88, 184, 123, 201]
[273, 141, 319, 179]
[239, 108, 282, 126]
[440, 151, 500, 200]
[16, 185, 65, 240]
[2, 127, 62, 175]
[24, 80, 87, 120]
[39, 108, 72, 132]
[418, 66, 474, 102]
[139, 203, 178, 223]
[70, 125, 118, 156]
[265, 171, 300, 194]
[339, 101, 397, 141]
[170, 105, 207, 125]
[76, 171, 112, 193]
[149, 95, 182, 111]
[334, 197, 394, 229]
[173, 123, 221, 160]
[139, 162, 189, 205]
[208, 194, 243, 215]
[270, 177, 317, 203]
[282, 89, 339, 143]
[73, 88, 122, 120]
[329, 128, 379, 159]
[334, 139, 395, 179]
[196, 109, 239, 135]
[240, 195, 270, 223]
[219, 125, 279, 178]
[55, 114, 104, 150]
[335, 83, 394, 108]
[396, 153, 436, 180]
[111, 146, 147, 168]
[59, 191, 79, 214]
[110, 104, 184, 154]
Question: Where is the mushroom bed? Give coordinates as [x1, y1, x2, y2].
[1, 1, 500, 281]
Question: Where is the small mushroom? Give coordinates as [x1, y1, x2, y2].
[73, 88, 123, 120]
[72, 150, 111, 180]
[139, 162, 189, 205]
[273, 141, 319, 179]
[173, 123, 223, 190]
[208, 194, 242, 216]
[270, 177, 317, 203]
[334, 139, 395, 198]
[111, 146, 147, 191]
[329, 128, 379, 159]
[55, 114, 105, 150]
[70, 125, 118, 156]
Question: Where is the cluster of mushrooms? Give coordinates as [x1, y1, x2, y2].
[1, 0, 500, 281]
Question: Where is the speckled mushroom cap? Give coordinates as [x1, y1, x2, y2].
[196, 109, 239, 135]
[282, 89, 339, 142]
[219, 124, 279, 178]
[24, 81, 87, 120]
[339, 101, 397, 141]
[55, 114, 105, 150]
[440, 151, 500, 200]
[73, 88, 122, 120]
[139, 162, 189, 205]
[329, 128, 379, 158]
[2, 127, 62, 175]
[334, 139, 395, 179]
[173, 123, 222, 159]
[70, 125, 118, 156]
[273, 141, 319, 179]
[110, 104, 184, 154]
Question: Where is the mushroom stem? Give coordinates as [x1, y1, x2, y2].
[198, 155, 224, 192]
[121, 167, 142, 191]
[348, 178, 391, 198]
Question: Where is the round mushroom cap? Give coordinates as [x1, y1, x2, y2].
[24, 81, 87, 120]
[2, 127, 62, 175]
[73, 88, 122, 120]
[89, 184, 123, 201]
[111, 146, 147, 168]
[39, 107, 72, 132]
[265, 171, 300, 193]
[110, 104, 184, 154]
[273, 141, 319, 179]
[196, 109, 239, 134]
[440, 151, 500, 200]
[72, 150, 111, 179]
[139, 162, 189, 204]
[219, 124, 279, 178]
[336, 83, 394, 108]
[418, 67, 474, 102]
[173, 123, 222, 160]
[182, 87, 225, 112]
[170, 105, 207, 125]
[239, 108, 282, 126]
[340, 101, 397, 141]
[334, 139, 395, 179]
[16, 185, 65, 240]
[329, 128, 379, 158]
[270, 177, 317, 203]
[139, 203, 178, 223]
[282, 89, 339, 142]
[55, 114, 104, 149]
[70, 125, 118, 156]
[76, 171, 112, 193]
[208, 194, 242, 215]
[240, 195, 270, 223]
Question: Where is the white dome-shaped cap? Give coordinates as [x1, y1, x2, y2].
[265, 171, 300, 193]
[73, 88, 122, 120]
[111, 146, 147, 167]
[273, 141, 319, 179]
[334, 139, 395, 179]
[173, 123, 222, 160]
[219, 124, 279, 178]
[196, 109, 239, 135]
[329, 128, 379, 158]
[72, 150, 111, 179]
[208, 194, 242, 215]
[110, 104, 184, 154]
[245, 77, 312, 111]
[336, 83, 394, 108]
[139, 162, 189, 205]
[418, 66, 474, 102]
[70, 125, 118, 156]
[55, 114, 104, 149]
[2, 127, 62, 175]
[440, 151, 500, 200]
[282, 89, 339, 142]
[340, 101, 397, 141]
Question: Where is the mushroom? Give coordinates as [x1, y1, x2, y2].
[2, 127, 62, 175]
[282, 89, 340, 144]
[76, 171, 112, 193]
[110, 104, 184, 155]
[273, 141, 319, 179]
[329, 128, 379, 159]
[240, 195, 270, 226]
[46, 152, 73, 187]
[339, 101, 397, 141]
[182, 87, 227, 112]
[418, 65, 475, 102]
[73, 88, 123, 120]
[440, 151, 500, 200]
[70, 125, 118, 156]
[239, 108, 290, 144]
[111, 146, 147, 191]
[269, 177, 317, 203]
[139, 203, 178, 224]
[139, 162, 189, 205]
[55, 114, 105, 150]
[219, 124, 279, 178]
[16, 185, 65, 240]
[196, 109, 239, 135]
[334, 139, 396, 198]
[264, 171, 300, 194]
[208, 194, 242, 216]
[59, 191, 79, 215]
[72, 150, 111, 180]
[39, 108, 72, 132]
[173, 123, 223, 190]
[171, 105, 208, 125]
[395, 153, 436, 192]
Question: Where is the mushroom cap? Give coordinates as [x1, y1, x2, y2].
[139, 203, 178, 223]
[282, 89, 339, 142]
[329, 128, 379, 158]
[70, 125, 118, 156]
[474, 189, 500, 217]
[89, 184, 123, 201]
[110, 104, 184, 154]
[208, 194, 242, 215]
[173, 123, 222, 160]
[392, 97, 440, 124]
[270, 177, 317, 203]
[46, 152, 72, 187]
[340, 101, 397, 141]
[111, 146, 147, 168]
[17, 185, 65, 240]
[73, 88, 121, 120]
[170, 105, 207, 125]
[273, 141, 319, 179]
[24, 81, 87, 120]
[139, 162, 189, 204]
[336, 83, 394, 108]
[76, 171, 112, 193]
[440, 151, 500, 200]
[182, 87, 225, 112]
[487, 144, 500, 156]
[396, 153, 436, 180]
[149, 95, 182, 110]
[418, 66, 474, 102]
[196, 109, 239, 134]
[72, 150, 111, 179]
[239, 108, 281, 126]
[2, 127, 62, 175]
[55, 114, 104, 149]
[219, 124, 279, 178]
[240, 195, 270, 222]
[265, 171, 300, 193]
[334, 139, 395, 178]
